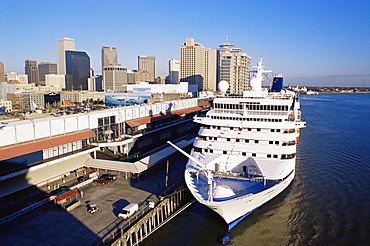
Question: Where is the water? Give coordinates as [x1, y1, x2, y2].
[142, 94, 370, 246]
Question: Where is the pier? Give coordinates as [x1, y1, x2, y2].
[102, 187, 195, 246]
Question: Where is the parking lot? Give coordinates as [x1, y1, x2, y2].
[0, 156, 187, 246]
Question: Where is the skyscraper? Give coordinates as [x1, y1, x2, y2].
[58, 37, 75, 75]
[25, 59, 38, 84]
[180, 38, 216, 91]
[65, 51, 90, 90]
[101, 46, 118, 69]
[138, 55, 156, 81]
[103, 65, 128, 92]
[217, 40, 251, 94]
[38, 62, 57, 86]
[169, 59, 180, 84]
[0, 62, 5, 83]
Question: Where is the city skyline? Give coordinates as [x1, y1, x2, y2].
[0, 0, 369, 87]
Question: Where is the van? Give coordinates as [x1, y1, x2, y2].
[118, 203, 139, 219]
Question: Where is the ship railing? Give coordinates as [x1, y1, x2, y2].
[216, 95, 292, 100]
[212, 109, 288, 116]
[213, 172, 264, 181]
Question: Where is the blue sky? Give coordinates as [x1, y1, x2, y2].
[1, 0, 369, 86]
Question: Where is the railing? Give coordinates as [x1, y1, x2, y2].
[213, 109, 289, 116]
[0, 196, 53, 225]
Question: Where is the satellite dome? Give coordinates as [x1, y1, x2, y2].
[218, 81, 229, 93]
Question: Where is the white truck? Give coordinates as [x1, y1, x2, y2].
[118, 203, 139, 219]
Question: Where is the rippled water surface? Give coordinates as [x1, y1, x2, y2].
[142, 94, 370, 246]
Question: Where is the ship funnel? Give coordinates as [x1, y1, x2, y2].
[271, 73, 283, 92]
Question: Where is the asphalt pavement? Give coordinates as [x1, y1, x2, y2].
[0, 155, 188, 246]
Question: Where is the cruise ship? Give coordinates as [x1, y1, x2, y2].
[169, 57, 306, 230]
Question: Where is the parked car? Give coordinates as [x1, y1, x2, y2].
[99, 174, 117, 181]
[77, 175, 88, 183]
[87, 204, 98, 214]
[93, 178, 111, 184]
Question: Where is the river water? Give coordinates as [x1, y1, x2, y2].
[142, 93, 370, 246]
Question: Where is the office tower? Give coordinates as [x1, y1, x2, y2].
[217, 40, 251, 94]
[180, 38, 216, 91]
[127, 70, 135, 84]
[103, 65, 128, 92]
[102, 46, 118, 68]
[89, 75, 103, 91]
[0, 83, 16, 100]
[25, 59, 38, 84]
[0, 62, 5, 83]
[38, 62, 57, 86]
[58, 37, 75, 75]
[6, 72, 28, 84]
[138, 55, 156, 81]
[65, 51, 90, 90]
[134, 70, 154, 83]
[169, 59, 180, 84]
[45, 74, 65, 90]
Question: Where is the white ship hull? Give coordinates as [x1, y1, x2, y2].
[185, 167, 295, 230]
[169, 57, 306, 230]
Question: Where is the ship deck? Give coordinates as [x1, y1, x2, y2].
[190, 173, 278, 201]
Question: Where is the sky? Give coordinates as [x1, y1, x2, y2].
[0, 0, 369, 87]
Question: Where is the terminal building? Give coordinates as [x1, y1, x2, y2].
[0, 97, 211, 215]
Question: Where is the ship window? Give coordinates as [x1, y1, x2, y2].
[275, 141, 279, 145]
[267, 154, 271, 158]
[223, 151, 227, 154]
[210, 149, 213, 153]
[230, 127, 234, 130]
[248, 128, 251, 131]
[204, 149, 208, 153]
[271, 129, 275, 132]
[236, 139, 240, 142]
[217, 126, 221, 130]
[255, 140, 259, 144]
[245, 139, 249, 143]
[242, 152, 246, 156]
[273, 154, 278, 158]
[277, 129, 281, 132]
[252, 153, 256, 157]
[194, 147, 202, 153]
[214, 137, 217, 140]
[269, 141, 273, 144]
[257, 128, 261, 131]
[227, 138, 230, 141]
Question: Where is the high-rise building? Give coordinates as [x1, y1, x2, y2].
[58, 37, 75, 75]
[180, 38, 216, 91]
[103, 65, 128, 92]
[217, 40, 251, 94]
[0, 62, 5, 83]
[101, 46, 118, 69]
[6, 72, 28, 84]
[127, 70, 135, 84]
[0, 83, 16, 100]
[25, 59, 38, 84]
[45, 74, 65, 90]
[134, 70, 154, 83]
[65, 51, 90, 90]
[38, 62, 57, 86]
[138, 55, 156, 81]
[169, 59, 180, 84]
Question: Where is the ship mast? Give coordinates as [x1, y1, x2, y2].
[250, 57, 272, 91]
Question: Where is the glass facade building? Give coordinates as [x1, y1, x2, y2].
[65, 51, 90, 90]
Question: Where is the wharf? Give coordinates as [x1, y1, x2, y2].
[0, 150, 192, 245]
